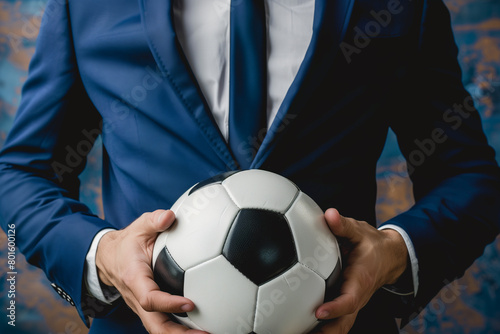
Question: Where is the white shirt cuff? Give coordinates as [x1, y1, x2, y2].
[378, 224, 419, 296]
[85, 228, 121, 304]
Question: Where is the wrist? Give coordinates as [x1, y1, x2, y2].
[380, 229, 408, 285]
[95, 230, 119, 287]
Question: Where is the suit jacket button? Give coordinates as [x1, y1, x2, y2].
[51, 283, 75, 306]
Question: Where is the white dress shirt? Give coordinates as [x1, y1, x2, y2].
[85, 0, 418, 304]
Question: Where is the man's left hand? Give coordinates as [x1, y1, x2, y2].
[312, 208, 408, 333]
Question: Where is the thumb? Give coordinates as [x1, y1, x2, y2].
[133, 210, 176, 237]
[324, 208, 361, 243]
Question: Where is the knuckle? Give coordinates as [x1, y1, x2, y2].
[349, 217, 361, 229]
[121, 269, 138, 288]
[145, 326, 158, 334]
[152, 209, 164, 216]
[145, 314, 174, 334]
[359, 267, 376, 289]
[346, 294, 358, 314]
[138, 294, 154, 312]
[131, 213, 151, 229]
[163, 299, 178, 313]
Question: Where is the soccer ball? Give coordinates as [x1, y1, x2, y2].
[152, 169, 342, 334]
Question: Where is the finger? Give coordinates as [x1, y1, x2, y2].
[137, 289, 195, 314]
[127, 262, 195, 313]
[311, 312, 358, 334]
[155, 318, 209, 334]
[324, 208, 361, 243]
[316, 292, 358, 319]
[133, 210, 176, 236]
[133, 300, 208, 334]
[154, 209, 177, 231]
[316, 270, 364, 319]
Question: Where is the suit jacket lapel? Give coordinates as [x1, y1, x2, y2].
[139, 0, 238, 170]
[252, 0, 356, 169]
[138, 0, 356, 171]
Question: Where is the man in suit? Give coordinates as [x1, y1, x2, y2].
[1, 0, 499, 333]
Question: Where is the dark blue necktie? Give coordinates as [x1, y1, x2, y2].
[229, 0, 267, 169]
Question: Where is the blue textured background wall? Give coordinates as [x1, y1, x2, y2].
[0, 0, 499, 333]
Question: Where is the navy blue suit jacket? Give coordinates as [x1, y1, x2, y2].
[1, 0, 499, 332]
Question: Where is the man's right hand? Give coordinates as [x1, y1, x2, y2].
[96, 209, 208, 334]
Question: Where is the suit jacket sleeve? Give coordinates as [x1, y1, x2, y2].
[0, 0, 114, 324]
[379, 0, 500, 318]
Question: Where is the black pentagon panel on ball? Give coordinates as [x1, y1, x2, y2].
[188, 171, 241, 195]
[154, 247, 188, 317]
[324, 258, 342, 303]
[223, 209, 297, 286]
[154, 247, 184, 296]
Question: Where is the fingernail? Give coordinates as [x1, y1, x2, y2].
[157, 210, 167, 223]
[181, 304, 193, 312]
[317, 310, 329, 319]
